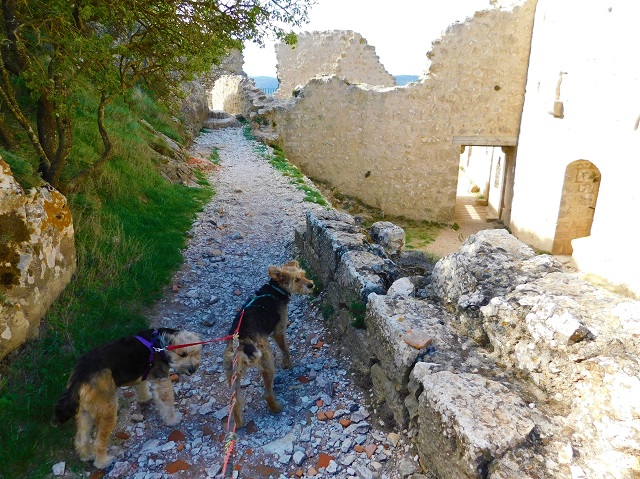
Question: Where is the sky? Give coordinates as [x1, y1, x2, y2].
[242, 0, 491, 77]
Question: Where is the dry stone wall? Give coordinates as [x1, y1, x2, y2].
[263, 1, 535, 222]
[0, 159, 76, 360]
[274, 31, 395, 99]
[298, 208, 640, 479]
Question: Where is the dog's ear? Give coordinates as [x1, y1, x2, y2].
[158, 331, 170, 349]
[284, 260, 299, 268]
[268, 265, 285, 282]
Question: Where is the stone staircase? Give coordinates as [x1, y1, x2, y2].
[202, 110, 241, 129]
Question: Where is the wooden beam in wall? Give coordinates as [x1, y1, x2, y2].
[452, 136, 518, 146]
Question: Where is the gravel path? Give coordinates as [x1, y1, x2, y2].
[93, 127, 423, 479]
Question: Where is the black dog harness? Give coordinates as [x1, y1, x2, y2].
[243, 282, 290, 311]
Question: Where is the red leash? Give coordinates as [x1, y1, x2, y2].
[221, 309, 245, 479]
[157, 312, 246, 477]
[164, 335, 233, 351]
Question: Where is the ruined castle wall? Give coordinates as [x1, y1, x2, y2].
[511, 0, 640, 294]
[209, 75, 245, 114]
[274, 31, 395, 99]
[269, 1, 535, 221]
[0, 159, 76, 360]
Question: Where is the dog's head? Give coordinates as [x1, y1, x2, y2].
[268, 260, 315, 295]
[163, 330, 202, 375]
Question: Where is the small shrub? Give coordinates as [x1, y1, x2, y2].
[349, 301, 367, 329]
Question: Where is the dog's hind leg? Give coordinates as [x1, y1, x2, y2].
[133, 381, 152, 402]
[152, 378, 182, 426]
[273, 324, 292, 369]
[74, 407, 94, 463]
[88, 374, 118, 469]
[259, 345, 282, 414]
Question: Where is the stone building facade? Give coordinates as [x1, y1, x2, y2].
[510, 0, 640, 294]
[264, 1, 535, 222]
[274, 31, 396, 99]
[0, 159, 76, 360]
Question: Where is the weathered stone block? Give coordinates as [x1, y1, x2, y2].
[409, 365, 536, 479]
[369, 221, 405, 256]
[0, 159, 76, 359]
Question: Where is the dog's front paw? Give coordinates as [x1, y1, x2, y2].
[265, 397, 283, 414]
[93, 455, 115, 470]
[163, 411, 182, 426]
[282, 358, 293, 369]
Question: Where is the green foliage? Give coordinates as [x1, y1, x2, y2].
[321, 303, 335, 321]
[209, 147, 221, 165]
[0, 88, 212, 479]
[349, 301, 367, 329]
[0, 0, 313, 188]
[0, 149, 42, 190]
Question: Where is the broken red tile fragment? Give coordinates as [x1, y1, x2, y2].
[325, 410, 335, 419]
[365, 444, 377, 458]
[316, 399, 324, 407]
[245, 420, 259, 434]
[202, 426, 213, 436]
[297, 375, 311, 383]
[402, 329, 433, 349]
[313, 341, 324, 349]
[89, 470, 106, 479]
[317, 453, 335, 469]
[170, 373, 179, 382]
[168, 430, 185, 442]
[339, 419, 351, 427]
[354, 445, 365, 453]
[295, 469, 303, 477]
[165, 460, 190, 474]
[317, 411, 328, 421]
[115, 431, 130, 440]
[177, 444, 184, 451]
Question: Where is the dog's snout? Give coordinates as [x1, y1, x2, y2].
[188, 366, 196, 374]
[307, 281, 314, 289]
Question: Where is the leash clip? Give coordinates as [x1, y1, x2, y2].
[153, 347, 165, 353]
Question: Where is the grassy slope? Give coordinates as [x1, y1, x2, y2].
[0, 87, 212, 478]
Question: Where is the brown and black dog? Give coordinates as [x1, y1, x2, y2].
[53, 328, 201, 469]
[223, 260, 314, 427]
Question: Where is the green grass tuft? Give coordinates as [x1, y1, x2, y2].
[242, 124, 329, 206]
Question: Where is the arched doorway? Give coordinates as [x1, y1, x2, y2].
[552, 160, 601, 255]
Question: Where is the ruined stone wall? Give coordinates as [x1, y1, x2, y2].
[510, 0, 640, 295]
[267, 1, 535, 222]
[209, 75, 245, 114]
[298, 209, 640, 479]
[0, 159, 76, 360]
[274, 31, 395, 99]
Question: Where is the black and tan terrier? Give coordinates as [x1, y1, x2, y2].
[223, 260, 314, 427]
[53, 328, 202, 469]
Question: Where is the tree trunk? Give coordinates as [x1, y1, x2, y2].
[0, 114, 16, 149]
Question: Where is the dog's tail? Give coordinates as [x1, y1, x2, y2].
[52, 377, 80, 426]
